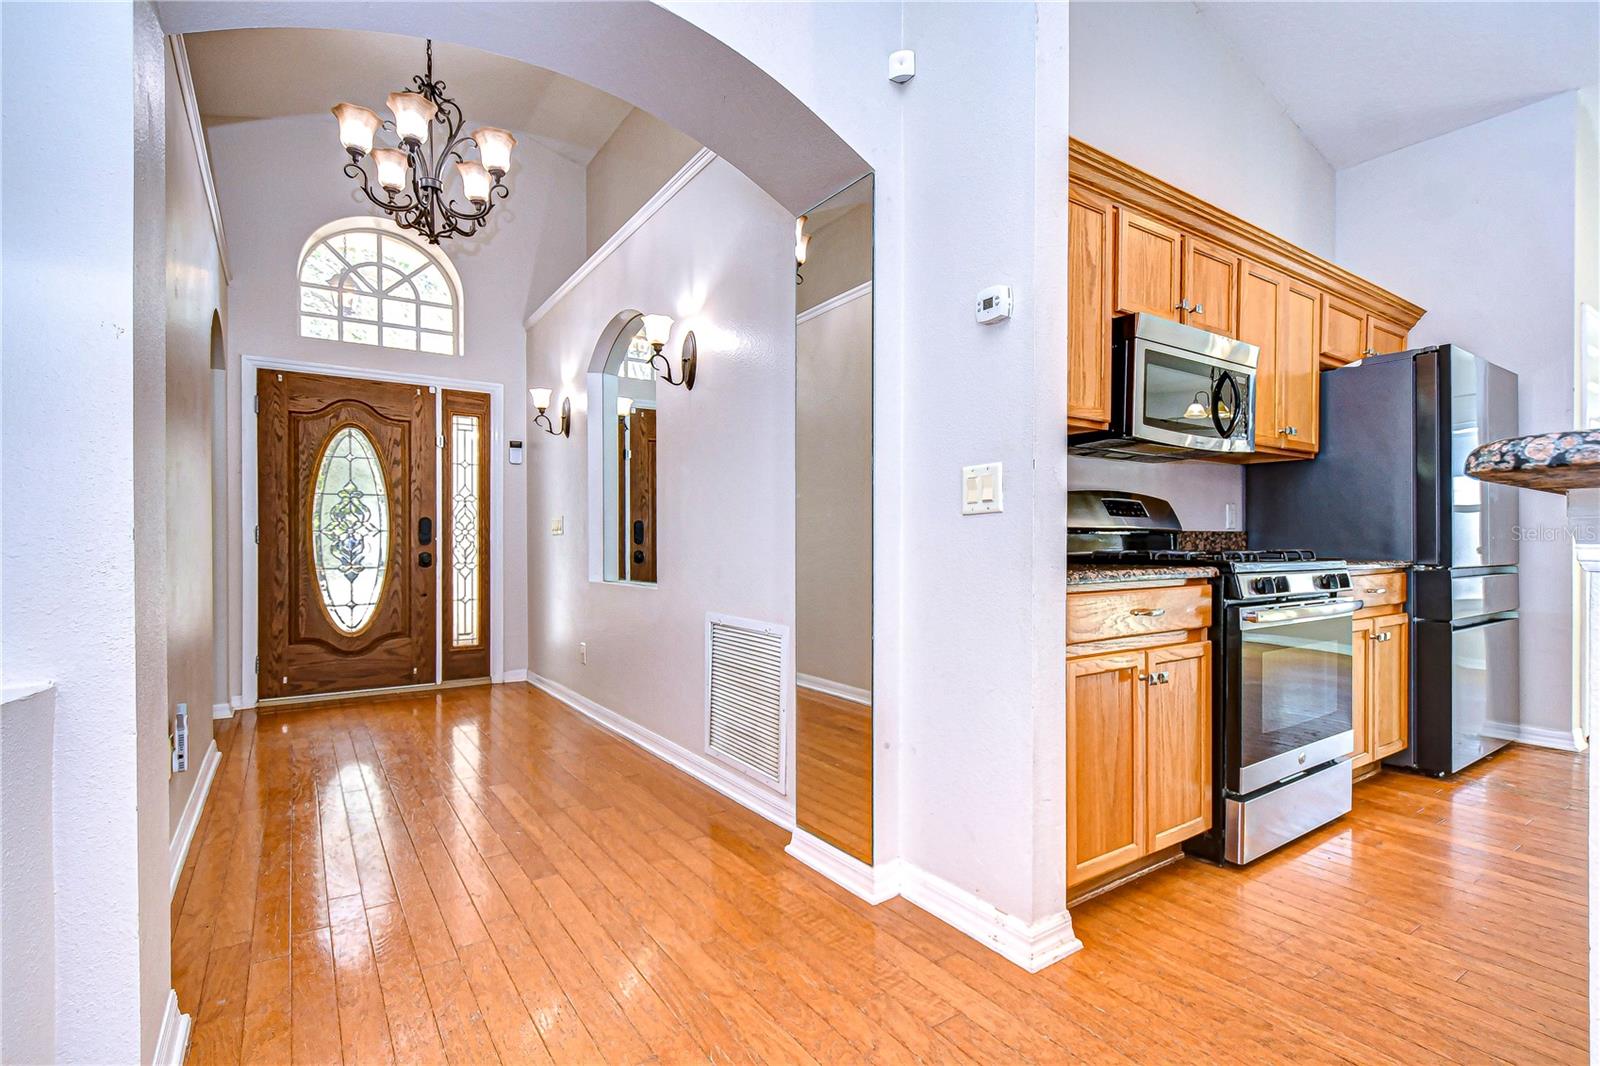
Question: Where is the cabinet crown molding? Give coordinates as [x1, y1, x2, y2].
[1068, 139, 1424, 330]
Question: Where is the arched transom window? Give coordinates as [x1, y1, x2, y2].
[298, 223, 461, 355]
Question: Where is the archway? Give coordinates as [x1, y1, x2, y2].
[158, 1, 870, 211]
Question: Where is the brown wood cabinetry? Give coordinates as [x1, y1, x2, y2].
[1068, 187, 1113, 430]
[1067, 140, 1424, 458]
[1067, 581, 1213, 890]
[1348, 569, 1410, 773]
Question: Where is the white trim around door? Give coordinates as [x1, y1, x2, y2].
[240, 354, 506, 709]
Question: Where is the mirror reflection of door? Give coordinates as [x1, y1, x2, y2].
[794, 174, 874, 863]
[601, 315, 659, 585]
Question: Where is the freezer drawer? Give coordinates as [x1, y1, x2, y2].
[1413, 616, 1520, 774]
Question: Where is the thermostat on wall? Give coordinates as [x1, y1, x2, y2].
[976, 285, 1014, 324]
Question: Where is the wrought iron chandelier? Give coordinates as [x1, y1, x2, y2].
[330, 40, 515, 245]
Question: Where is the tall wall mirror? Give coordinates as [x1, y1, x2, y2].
[794, 173, 873, 863]
[600, 313, 659, 584]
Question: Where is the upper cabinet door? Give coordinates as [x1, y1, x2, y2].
[1365, 314, 1408, 358]
[1319, 292, 1366, 366]
[1068, 187, 1114, 428]
[1114, 207, 1182, 321]
[1278, 280, 1322, 454]
[1181, 236, 1240, 338]
[1236, 259, 1285, 445]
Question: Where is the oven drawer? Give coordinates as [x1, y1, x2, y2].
[1341, 569, 1406, 609]
[1068, 583, 1212, 643]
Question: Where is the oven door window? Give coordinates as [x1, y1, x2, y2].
[1237, 610, 1354, 789]
[1141, 347, 1250, 443]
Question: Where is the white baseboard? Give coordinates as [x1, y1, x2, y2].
[229, 694, 248, 711]
[153, 988, 192, 1066]
[500, 668, 529, 684]
[168, 739, 221, 899]
[897, 864, 1082, 973]
[1481, 722, 1585, 752]
[211, 701, 233, 720]
[796, 673, 872, 706]
[525, 673, 794, 830]
[785, 828, 902, 904]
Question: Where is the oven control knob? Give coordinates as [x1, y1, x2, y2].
[1251, 577, 1273, 594]
[1314, 573, 1337, 590]
[1273, 576, 1290, 593]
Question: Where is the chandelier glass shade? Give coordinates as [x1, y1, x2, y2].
[331, 40, 515, 245]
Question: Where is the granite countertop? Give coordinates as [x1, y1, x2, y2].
[1067, 563, 1219, 587]
[1465, 429, 1600, 494]
[1346, 560, 1410, 572]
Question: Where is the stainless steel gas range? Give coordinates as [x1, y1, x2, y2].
[1069, 490, 1357, 865]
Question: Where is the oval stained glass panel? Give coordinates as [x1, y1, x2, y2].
[311, 426, 390, 633]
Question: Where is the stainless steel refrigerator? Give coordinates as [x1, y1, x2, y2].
[1246, 345, 1520, 775]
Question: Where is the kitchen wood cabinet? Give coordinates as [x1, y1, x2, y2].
[1067, 580, 1213, 890]
[1365, 314, 1409, 360]
[1068, 140, 1424, 462]
[1067, 652, 1146, 883]
[1348, 569, 1410, 774]
[1068, 187, 1114, 430]
[1182, 236, 1240, 337]
[1320, 292, 1367, 366]
[1371, 613, 1410, 759]
[1114, 206, 1182, 321]
[1144, 642, 1212, 851]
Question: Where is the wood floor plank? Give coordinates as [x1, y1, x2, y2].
[172, 684, 1585, 1066]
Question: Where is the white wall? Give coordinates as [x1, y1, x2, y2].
[1336, 92, 1586, 743]
[1067, 1, 1339, 535]
[525, 157, 795, 801]
[1, 4, 173, 1060]
[586, 107, 701, 256]
[206, 113, 588, 697]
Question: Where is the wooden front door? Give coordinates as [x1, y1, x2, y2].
[258, 370, 436, 698]
[628, 408, 658, 583]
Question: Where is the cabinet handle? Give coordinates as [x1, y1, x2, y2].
[1192, 303, 1205, 316]
[1129, 607, 1167, 617]
[1363, 586, 1385, 595]
[1148, 670, 1170, 686]
[1282, 426, 1297, 436]
[1175, 299, 1192, 312]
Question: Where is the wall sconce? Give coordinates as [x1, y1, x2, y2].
[641, 314, 697, 390]
[794, 215, 810, 285]
[530, 387, 570, 437]
[616, 397, 634, 417]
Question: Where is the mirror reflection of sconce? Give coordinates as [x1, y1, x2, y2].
[616, 398, 634, 417]
[794, 215, 810, 285]
[530, 387, 570, 437]
[642, 314, 697, 390]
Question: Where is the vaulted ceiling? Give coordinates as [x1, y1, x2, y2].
[182, 28, 639, 165]
[1194, 1, 1599, 168]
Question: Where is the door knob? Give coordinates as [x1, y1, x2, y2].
[418, 551, 432, 568]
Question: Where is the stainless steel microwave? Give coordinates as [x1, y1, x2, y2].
[1069, 314, 1258, 461]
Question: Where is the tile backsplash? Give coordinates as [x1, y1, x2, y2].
[1176, 530, 1248, 552]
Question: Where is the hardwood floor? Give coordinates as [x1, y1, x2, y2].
[174, 683, 1587, 1064]
[794, 686, 873, 864]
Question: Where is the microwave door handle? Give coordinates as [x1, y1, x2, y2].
[1211, 371, 1243, 439]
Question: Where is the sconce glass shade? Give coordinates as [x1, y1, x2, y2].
[617, 398, 634, 416]
[641, 314, 674, 348]
[371, 147, 410, 192]
[473, 127, 516, 175]
[331, 102, 382, 156]
[387, 91, 437, 144]
[795, 215, 810, 266]
[456, 161, 491, 204]
[530, 387, 553, 412]
[1183, 392, 1209, 420]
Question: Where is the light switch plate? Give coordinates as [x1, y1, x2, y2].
[961, 462, 1003, 515]
[550, 515, 564, 535]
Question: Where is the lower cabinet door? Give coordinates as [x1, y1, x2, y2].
[1066, 652, 1146, 886]
[1372, 614, 1410, 759]
[1144, 642, 1212, 851]
[1350, 618, 1375, 769]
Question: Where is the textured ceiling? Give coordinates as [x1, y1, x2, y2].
[1194, 1, 1600, 168]
[183, 28, 643, 165]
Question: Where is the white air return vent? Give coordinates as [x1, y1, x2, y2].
[704, 613, 789, 790]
